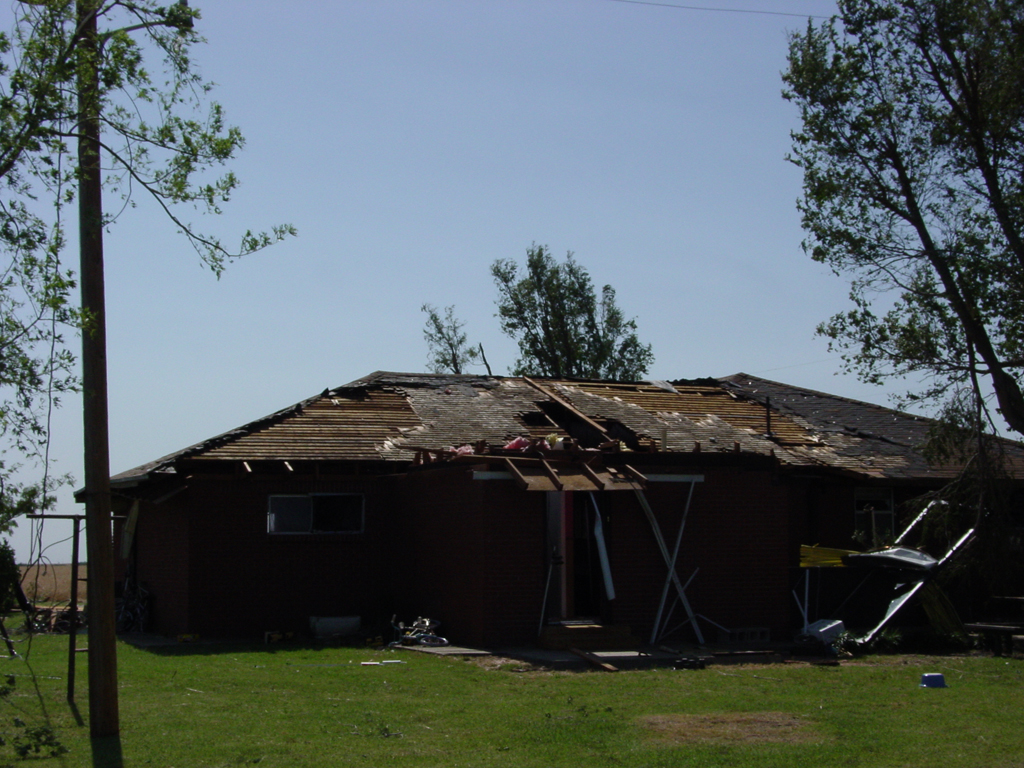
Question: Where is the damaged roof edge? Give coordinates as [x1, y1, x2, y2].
[335, 370, 500, 392]
[102, 370, 1020, 494]
[719, 372, 923, 419]
[106, 388, 331, 487]
[337, 371, 684, 394]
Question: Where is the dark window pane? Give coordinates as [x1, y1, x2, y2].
[312, 495, 363, 533]
[269, 496, 312, 533]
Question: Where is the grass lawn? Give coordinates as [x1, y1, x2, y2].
[0, 635, 1021, 767]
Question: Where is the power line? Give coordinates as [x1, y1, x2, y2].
[600, 0, 832, 20]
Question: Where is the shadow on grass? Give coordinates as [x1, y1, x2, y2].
[117, 634, 678, 673]
[122, 634, 378, 659]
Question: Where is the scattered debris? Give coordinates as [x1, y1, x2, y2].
[264, 631, 294, 644]
[569, 647, 618, 672]
[673, 656, 706, 670]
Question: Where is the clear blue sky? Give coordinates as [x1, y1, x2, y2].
[6, 0, 902, 563]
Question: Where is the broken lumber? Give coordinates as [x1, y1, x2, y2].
[569, 647, 618, 672]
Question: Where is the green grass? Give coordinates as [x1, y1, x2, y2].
[0, 636, 1021, 767]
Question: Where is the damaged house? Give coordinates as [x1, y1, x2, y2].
[107, 372, 1024, 647]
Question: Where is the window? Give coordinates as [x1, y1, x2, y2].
[854, 487, 895, 543]
[268, 494, 364, 534]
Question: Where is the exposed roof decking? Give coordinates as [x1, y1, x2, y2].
[198, 389, 419, 462]
[720, 373, 1024, 478]
[377, 379, 568, 460]
[550, 380, 817, 446]
[112, 371, 1019, 485]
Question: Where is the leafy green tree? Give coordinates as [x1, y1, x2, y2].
[2, 0, 295, 736]
[783, 0, 1024, 438]
[491, 245, 653, 380]
[420, 304, 485, 374]
[0, 1, 293, 530]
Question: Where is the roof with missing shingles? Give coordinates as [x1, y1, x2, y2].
[110, 370, 1024, 486]
[720, 373, 1024, 479]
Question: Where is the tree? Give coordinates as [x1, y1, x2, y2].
[0, 0, 292, 528]
[420, 304, 488, 375]
[491, 245, 653, 380]
[0, 0, 293, 737]
[0, 1, 295, 523]
[783, 0, 1024, 439]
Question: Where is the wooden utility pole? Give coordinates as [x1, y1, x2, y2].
[77, 0, 120, 738]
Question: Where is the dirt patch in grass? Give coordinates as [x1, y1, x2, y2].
[640, 712, 825, 746]
[468, 655, 549, 673]
[839, 653, 988, 667]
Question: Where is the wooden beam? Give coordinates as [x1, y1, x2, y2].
[503, 458, 530, 491]
[569, 647, 618, 672]
[522, 378, 611, 440]
[579, 461, 606, 491]
[538, 459, 564, 491]
[622, 464, 648, 487]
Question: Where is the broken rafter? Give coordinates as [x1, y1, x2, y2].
[522, 377, 611, 441]
[569, 647, 618, 672]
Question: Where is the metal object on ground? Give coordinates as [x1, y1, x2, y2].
[804, 619, 845, 643]
[920, 673, 947, 688]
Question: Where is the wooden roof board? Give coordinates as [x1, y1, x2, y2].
[376, 380, 557, 460]
[201, 390, 419, 462]
[500, 466, 635, 492]
[721, 373, 1024, 478]
[552, 380, 816, 446]
[112, 371, 1013, 485]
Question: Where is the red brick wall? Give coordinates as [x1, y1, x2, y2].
[391, 466, 795, 646]
[133, 473, 389, 638]
[130, 461, 815, 644]
[131, 493, 190, 634]
[604, 468, 792, 643]
[388, 469, 547, 647]
[805, 483, 857, 547]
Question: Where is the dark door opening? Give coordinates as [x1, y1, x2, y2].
[569, 492, 605, 618]
[543, 491, 613, 623]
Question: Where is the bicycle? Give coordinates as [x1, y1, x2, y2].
[388, 615, 449, 647]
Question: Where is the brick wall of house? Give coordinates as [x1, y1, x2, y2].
[133, 473, 390, 638]
[131, 493, 190, 635]
[604, 466, 792, 643]
[805, 482, 857, 547]
[389, 468, 547, 647]
[389, 463, 795, 647]
[129, 460, 807, 644]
